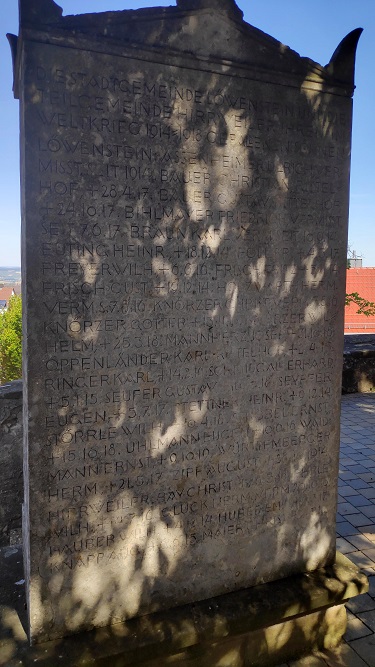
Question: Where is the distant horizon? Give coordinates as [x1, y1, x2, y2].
[0, 267, 22, 283]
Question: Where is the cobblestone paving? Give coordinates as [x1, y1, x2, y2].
[277, 393, 375, 667]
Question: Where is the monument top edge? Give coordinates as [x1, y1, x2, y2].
[16, 0, 361, 94]
[19, 0, 244, 25]
[177, 0, 243, 20]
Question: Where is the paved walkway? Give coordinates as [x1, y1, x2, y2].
[278, 393, 375, 667]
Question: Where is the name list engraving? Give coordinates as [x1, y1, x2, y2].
[24, 44, 349, 602]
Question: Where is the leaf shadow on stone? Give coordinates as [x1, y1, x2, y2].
[13, 5, 361, 662]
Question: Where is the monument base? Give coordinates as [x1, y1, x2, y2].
[0, 548, 368, 666]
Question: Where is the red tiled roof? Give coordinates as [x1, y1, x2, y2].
[345, 268, 375, 333]
[0, 287, 16, 302]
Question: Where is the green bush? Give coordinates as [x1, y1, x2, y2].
[0, 294, 22, 384]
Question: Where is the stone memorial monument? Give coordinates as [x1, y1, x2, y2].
[9, 0, 366, 661]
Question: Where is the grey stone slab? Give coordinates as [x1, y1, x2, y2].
[349, 480, 371, 490]
[358, 473, 375, 483]
[345, 550, 375, 571]
[359, 527, 375, 542]
[336, 537, 362, 554]
[348, 495, 373, 508]
[344, 514, 373, 528]
[351, 427, 373, 432]
[344, 612, 373, 641]
[348, 551, 375, 577]
[13, 0, 361, 645]
[338, 502, 361, 516]
[345, 465, 371, 474]
[336, 537, 357, 554]
[359, 505, 375, 519]
[336, 522, 362, 538]
[357, 609, 375, 633]
[321, 644, 371, 667]
[347, 535, 375, 552]
[346, 593, 375, 614]
[362, 549, 375, 564]
[349, 634, 375, 666]
[360, 488, 375, 500]
[339, 471, 360, 481]
[338, 487, 360, 498]
[368, 576, 375, 598]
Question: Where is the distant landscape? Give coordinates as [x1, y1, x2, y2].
[0, 267, 21, 284]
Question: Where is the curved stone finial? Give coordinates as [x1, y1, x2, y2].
[325, 28, 363, 88]
[7, 34, 18, 98]
[19, 0, 63, 25]
[176, 0, 244, 21]
[7, 34, 18, 70]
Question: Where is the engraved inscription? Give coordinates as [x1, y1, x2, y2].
[23, 36, 351, 638]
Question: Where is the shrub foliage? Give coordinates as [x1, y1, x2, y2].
[345, 292, 375, 317]
[0, 294, 22, 384]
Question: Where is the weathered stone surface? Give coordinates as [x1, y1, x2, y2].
[0, 547, 368, 666]
[1, 345, 370, 554]
[13, 0, 361, 644]
[0, 381, 23, 547]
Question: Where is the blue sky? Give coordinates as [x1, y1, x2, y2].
[0, 0, 374, 266]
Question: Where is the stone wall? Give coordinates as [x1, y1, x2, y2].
[343, 335, 375, 394]
[0, 380, 23, 546]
